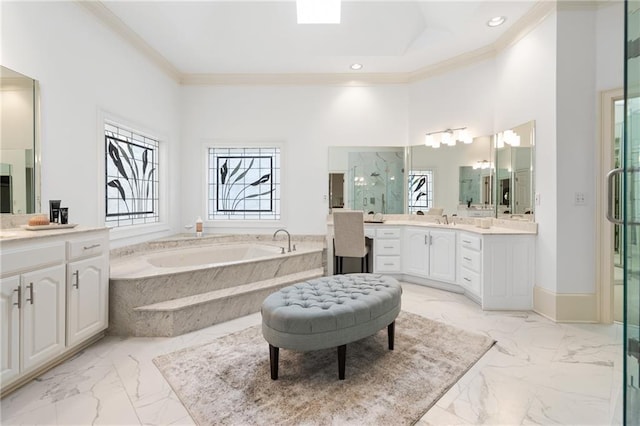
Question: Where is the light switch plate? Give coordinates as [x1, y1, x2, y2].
[535, 193, 541, 206]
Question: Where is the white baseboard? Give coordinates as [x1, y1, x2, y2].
[533, 286, 598, 322]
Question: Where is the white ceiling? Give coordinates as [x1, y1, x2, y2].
[98, 0, 539, 76]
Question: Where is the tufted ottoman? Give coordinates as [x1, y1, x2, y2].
[261, 273, 402, 380]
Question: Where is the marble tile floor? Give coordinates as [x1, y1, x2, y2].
[1, 283, 623, 425]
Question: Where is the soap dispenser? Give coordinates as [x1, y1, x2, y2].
[196, 217, 203, 237]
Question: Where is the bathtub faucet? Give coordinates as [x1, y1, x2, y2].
[273, 228, 292, 253]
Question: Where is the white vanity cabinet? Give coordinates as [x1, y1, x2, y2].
[373, 228, 402, 273]
[458, 233, 482, 299]
[66, 236, 109, 347]
[403, 227, 456, 283]
[458, 232, 535, 310]
[482, 234, 535, 310]
[0, 242, 66, 385]
[0, 228, 109, 395]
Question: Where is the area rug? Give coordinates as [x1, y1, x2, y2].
[153, 311, 495, 425]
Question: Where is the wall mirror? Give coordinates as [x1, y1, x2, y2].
[494, 120, 535, 217]
[0, 65, 40, 214]
[328, 146, 406, 214]
[409, 135, 494, 217]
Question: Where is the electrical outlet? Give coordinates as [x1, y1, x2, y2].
[535, 193, 541, 206]
[574, 192, 586, 205]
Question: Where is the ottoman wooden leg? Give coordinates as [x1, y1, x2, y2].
[269, 344, 279, 380]
[337, 344, 347, 380]
[388, 321, 395, 350]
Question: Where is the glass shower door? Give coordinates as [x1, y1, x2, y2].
[624, 1, 640, 423]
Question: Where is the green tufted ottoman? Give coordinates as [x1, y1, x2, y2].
[261, 273, 402, 380]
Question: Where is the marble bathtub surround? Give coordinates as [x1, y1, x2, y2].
[109, 235, 326, 337]
[110, 233, 326, 260]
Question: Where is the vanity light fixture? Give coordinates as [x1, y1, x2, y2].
[496, 129, 521, 147]
[487, 16, 506, 27]
[297, 0, 341, 24]
[350, 63, 363, 70]
[473, 160, 491, 170]
[424, 127, 471, 148]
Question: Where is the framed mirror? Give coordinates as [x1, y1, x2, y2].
[328, 146, 406, 214]
[494, 120, 535, 217]
[0, 66, 40, 214]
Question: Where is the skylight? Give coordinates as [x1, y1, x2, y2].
[296, 0, 341, 24]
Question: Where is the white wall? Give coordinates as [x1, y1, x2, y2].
[494, 13, 558, 293]
[180, 85, 408, 235]
[1, 2, 182, 247]
[556, 8, 598, 294]
[596, 2, 625, 92]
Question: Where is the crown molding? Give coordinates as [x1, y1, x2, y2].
[181, 72, 410, 86]
[79, 0, 567, 87]
[76, 0, 182, 82]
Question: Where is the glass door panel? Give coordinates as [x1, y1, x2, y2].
[624, 1, 640, 423]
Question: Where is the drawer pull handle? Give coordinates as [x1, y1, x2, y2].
[384, 263, 394, 266]
[73, 270, 80, 289]
[83, 243, 101, 250]
[13, 286, 21, 309]
[463, 257, 472, 261]
[463, 240, 471, 244]
[26, 283, 34, 305]
[463, 277, 471, 282]
[383, 246, 394, 249]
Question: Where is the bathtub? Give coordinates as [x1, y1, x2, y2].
[108, 238, 326, 336]
[110, 241, 318, 279]
[145, 243, 284, 268]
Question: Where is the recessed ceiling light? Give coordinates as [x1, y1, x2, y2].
[350, 63, 363, 70]
[487, 16, 506, 27]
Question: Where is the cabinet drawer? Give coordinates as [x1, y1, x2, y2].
[376, 228, 401, 239]
[460, 234, 482, 251]
[460, 268, 481, 296]
[376, 256, 401, 272]
[67, 237, 107, 260]
[376, 239, 401, 255]
[460, 247, 481, 273]
[0, 242, 66, 276]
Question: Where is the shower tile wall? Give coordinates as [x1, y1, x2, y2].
[347, 150, 404, 214]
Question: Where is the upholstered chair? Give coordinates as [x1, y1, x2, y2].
[333, 210, 369, 274]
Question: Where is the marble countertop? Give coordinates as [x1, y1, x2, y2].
[327, 214, 537, 235]
[0, 225, 109, 243]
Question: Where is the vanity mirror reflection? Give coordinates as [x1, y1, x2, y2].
[328, 146, 406, 214]
[327, 121, 535, 220]
[409, 135, 494, 217]
[0, 66, 40, 214]
[494, 120, 535, 216]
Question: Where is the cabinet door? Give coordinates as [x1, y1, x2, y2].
[403, 229, 429, 277]
[429, 230, 456, 283]
[483, 236, 534, 310]
[1, 276, 20, 384]
[21, 264, 66, 372]
[67, 256, 108, 347]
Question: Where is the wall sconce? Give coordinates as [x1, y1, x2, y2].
[425, 127, 471, 148]
[473, 160, 492, 170]
[495, 129, 521, 147]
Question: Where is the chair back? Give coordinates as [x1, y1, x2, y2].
[333, 211, 367, 258]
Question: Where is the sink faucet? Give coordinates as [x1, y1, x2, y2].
[442, 215, 448, 225]
[273, 228, 291, 253]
